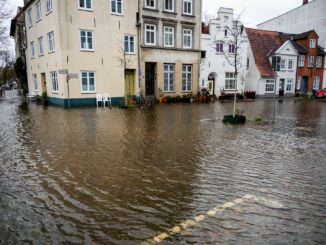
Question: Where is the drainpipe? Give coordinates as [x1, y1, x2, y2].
[136, 0, 142, 98]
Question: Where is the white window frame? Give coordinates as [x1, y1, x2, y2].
[46, 0, 53, 14]
[182, 65, 192, 92]
[225, 72, 236, 90]
[228, 43, 235, 54]
[111, 0, 123, 15]
[78, 0, 93, 11]
[27, 8, 33, 27]
[30, 41, 35, 58]
[144, 24, 156, 46]
[286, 79, 293, 92]
[298, 55, 305, 67]
[316, 56, 322, 68]
[265, 79, 275, 93]
[308, 56, 314, 67]
[35, 0, 42, 22]
[164, 26, 174, 47]
[288, 59, 294, 71]
[124, 35, 135, 54]
[309, 39, 316, 48]
[216, 42, 223, 53]
[183, 0, 193, 15]
[38, 36, 44, 56]
[163, 64, 174, 92]
[164, 0, 174, 12]
[280, 58, 286, 71]
[145, 0, 155, 9]
[80, 30, 94, 51]
[81, 71, 96, 93]
[50, 71, 58, 92]
[183, 29, 192, 49]
[313, 76, 320, 90]
[47, 31, 55, 53]
[296, 76, 301, 90]
[33, 74, 38, 91]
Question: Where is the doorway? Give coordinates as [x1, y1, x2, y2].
[125, 69, 135, 104]
[301, 77, 308, 94]
[41, 73, 47, 94]
[279, 79, 285, 96]
[145, 63, 156, 96]
[208, 73, 216, 96]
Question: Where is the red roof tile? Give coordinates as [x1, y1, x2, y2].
[246, 28, 282, 77]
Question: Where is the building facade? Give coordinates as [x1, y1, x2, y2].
[200, 8, 247, 97]
[139, 0, 202, 99]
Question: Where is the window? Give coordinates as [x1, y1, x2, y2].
[280, 59, 286, 71]
[145, 24, 156, 45]
[38, 36, 44, 56]
[225, 72, 236, 90]
[183, 0, 192, 15]
[164, 0, 174, 12]
[30, 41, 35, 58]
[308, 56, 314, 67]
[81, 71, 96, 92]
[33, 74, 38, 91]
[164, 26, 174, 47]
[163, 64, 174, 92]
[124, 35, 135, 53]
[51, 71, 58, 92]
[265, 79, 275, 92]
[229, 43, 235, 54]
[182, 65, 192, 91]
[246, 58, 249, 69]
[145, 0, 155, 9]
[183, 29, 192, 49]
[27, 8, 33, 27]
[296, 76, 301, 90]
[224, 29, 228, 37]
[47, 31, 55, 53]
[309, 39, 316, 48]
[313, 76, 320, 90]
[316, 56, 322, 68]
[79, 0, 92, 10]
[35, 0, 42, 21]
[216, 42, 223, 53]
[298, 55, 305, 67]
[288, 59, 294, 71]
[46, 0, 52, 13]
[80, 30, 93, 50]
[111, 0, 123, 15]
[286, 79, 293, 92]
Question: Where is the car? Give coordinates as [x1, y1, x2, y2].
[315, 89, 326, 98]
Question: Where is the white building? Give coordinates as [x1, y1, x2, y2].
[245, 28, 298, 97]
[200, 7, 247, 97]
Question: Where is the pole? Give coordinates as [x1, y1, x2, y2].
[272, 71, 277, 124]
[66, 74, 70, 108]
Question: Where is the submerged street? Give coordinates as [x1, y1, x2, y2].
[0, 91, 326, 244]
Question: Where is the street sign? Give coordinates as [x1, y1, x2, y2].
[272, 56, 281, 71]
[58, 69, 68, 74]
[68, 73, 79, 79]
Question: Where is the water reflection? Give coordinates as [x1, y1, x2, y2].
[0, 91, 325, 244]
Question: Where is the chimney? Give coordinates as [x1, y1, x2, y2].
[303, 0, 308, 5]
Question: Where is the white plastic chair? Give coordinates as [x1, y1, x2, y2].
[26, 92, 36, 101]
[96, 93, 103, 107]
[102, 93, 112, 107]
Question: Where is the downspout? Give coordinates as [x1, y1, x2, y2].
[137, 0, 142, 97]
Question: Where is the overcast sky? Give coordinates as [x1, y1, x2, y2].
[10, 0, 303, 27]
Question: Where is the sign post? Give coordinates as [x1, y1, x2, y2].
[271, 56, 281, 124]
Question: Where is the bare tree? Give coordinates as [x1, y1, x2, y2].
[0, 0, 12, 52]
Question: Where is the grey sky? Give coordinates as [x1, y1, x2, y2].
[10, 0, 303, 27]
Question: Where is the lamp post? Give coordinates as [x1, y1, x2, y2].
[272, 56, 281, 124]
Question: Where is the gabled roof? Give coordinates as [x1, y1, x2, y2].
[246, 28, 282, 77]
[290, 41, 307, 54]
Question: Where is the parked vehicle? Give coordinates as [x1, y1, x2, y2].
[315, 90, 326, 98]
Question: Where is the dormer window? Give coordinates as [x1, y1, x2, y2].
[309, 39, 316, 48]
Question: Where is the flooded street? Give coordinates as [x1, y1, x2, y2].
[0, 90, 326, 244]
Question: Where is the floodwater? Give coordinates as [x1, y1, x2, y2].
[0, 90, 326, 244]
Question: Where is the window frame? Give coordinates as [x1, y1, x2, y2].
[80, 30, 94, 51]
[33, 74, 38, 91]
[78, 0, 93, 11]
[144, 24, 156, 46]
[287, 59, 294, 71]
[27, 8, 33, 27]
[163, 64, 175, 92]
[280, 58, 286, 71]
[124, 35, 135, 54]
[111, 0, 123, 15]
[316, 56, 322, 68]
[80, 71, 96, 93]
[30, 41, 35, 59]
[228, 43, 235, 54]
[145, 0, 156, 9]
[182, 64, 192, 92]
[265, 79, 275, 93]
[35, 0, 42, 22]
[47, 31, 55, 53]
[50, 71, 59, 92]
[182, 28, 192, 49]
[183, 0, 193, 15]
[298, 55, 305, 67]
[309, 39, 316, 48]
[286, 79, 293, 92]
[296, 76, 301, 90]
[225, 72, 236, 90]
[216, 42, 223, 53]
[38, 36, 44, 56]
[164, 26, 175, 47]
[308, 56, 314, 67]
[46, 0, 53, 14]
[313, 76, 320, 90]
[164, 0, 175, 12]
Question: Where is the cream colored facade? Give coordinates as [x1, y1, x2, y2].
[139, 0, 202, 98]
[23, 0, 138, 106]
